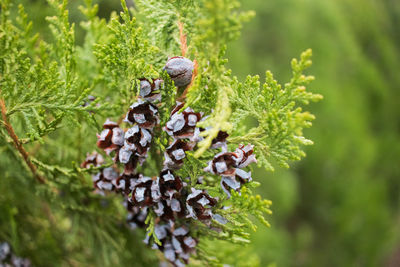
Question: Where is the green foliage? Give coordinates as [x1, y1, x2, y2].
[229, 49, 322, 170]
[193, 239, 261, 267]
[0, 0, 100, 144]
[93, 1, 159, 110]
[0, 0, 321, 266]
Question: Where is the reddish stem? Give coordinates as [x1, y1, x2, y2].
[0, 96, 46, 184]
[178, 21, 187, 57]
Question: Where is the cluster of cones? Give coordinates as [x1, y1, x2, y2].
[81, 57, 257, 266]
[0, 242, 31, 267]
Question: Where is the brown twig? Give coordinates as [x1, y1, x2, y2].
[177, 21, 198, 101]
[0, 96, 46, 184]
[178, 21, 187, 57]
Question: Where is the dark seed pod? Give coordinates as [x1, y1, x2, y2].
[205, 144, 257, 197]
[139, 78, 163, 102]
[234, 144, 257, 168]
[171, 227, 197, 264]
[10, 255, 32, 267]
[96, 119, 124, 154]
[154, 200, 173, 221]
[203, 151, 238, 176]
[153, 199, 185, 223]
[123, 125, 152, 157]
[118, 146, 134, 164]
[165, 102, 202, 139]
[211, 131, 229, 149]
[164, 140, 194, 169]
[130, 175, 160, 207]
[158, 169, 184, 199]
[124, 100, 159, 130]
[81, 151, 104, 169]
[186, 188, 217, 221]
[124, 200, 148, 229]
[0, 242, 11, 261]
[115, 173, 139, 196]
[0, 242, 31, 267]
[163, 57, 194, 88]
[220, 169, 252, 197]
[196, 176, 204, 185]
[122, 153, 139, 175]
[166, 233, 196, 266]
[144, 223, 170, 246]
[118, 147, 143, 174]
[195, 118, 230, 148]
[149, 225, 196, 267]
[92, 167, 119, 193]
[155, 224, 171, 241]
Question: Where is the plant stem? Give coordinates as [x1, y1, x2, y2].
[177, 21, 198, 101]
[178, 20, 187, 57]
[0, 96, 46, 184]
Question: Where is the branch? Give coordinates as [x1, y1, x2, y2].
[178, 20, 187, 57]
[0, 96, 46, 184]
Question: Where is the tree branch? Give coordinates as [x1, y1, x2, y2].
[0, 96, 46, 184]
[178, 20, 187, 57]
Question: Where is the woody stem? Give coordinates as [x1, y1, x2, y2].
[0, 96, 46, 184]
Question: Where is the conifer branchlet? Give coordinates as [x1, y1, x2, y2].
[0, 0, 321, 265]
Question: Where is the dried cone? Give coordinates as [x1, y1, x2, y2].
[158, 169, 184, 199]
[96, 119, 124, 155]
[123, 125, 152, 157]
[144, 223, 170, 248]
[117, 146, 134, 164]
[130, 175, 160, 207]
[211, 131, 229, 149]
[165, 102, 202, 139]
[0, 242, 11, 262]
[153, 224, 170, 243]
[124, 100, 159, 130]
[81, 151, 104, 169]
[203, 151, 238, 176]
[205, 144, 257, 197]
[139, 78, 163, 102]
[205, 144, 257, 176]
[150, 225, 197, 267]
[153, 199, 185, 223]
[186, 188, 217, 221]
[117, 146, 140, 175]
[124, 200, 148, 229]
[164, 139, 194, 169]
[0, 242, 31, 267]
[124, 155, 140, 175]
[81, 95, 97, 112]
[115, 173, 139, 196]
[220, 168, 252, 197]
[170, 226, 197, 265]
[233, 144, 257, 168]
[92, 167, 119, 193]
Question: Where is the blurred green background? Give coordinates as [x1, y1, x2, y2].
[227, 1, 400, 266]
[18, 0, 400, 266]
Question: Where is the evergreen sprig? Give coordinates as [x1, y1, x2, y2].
[229, 50, 323, 170]
[0, 0, 321, 266]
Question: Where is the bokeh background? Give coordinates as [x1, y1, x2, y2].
[18, 0, 400, 266]
[227, 1, 400, 267]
